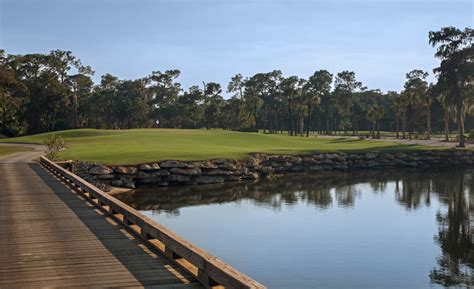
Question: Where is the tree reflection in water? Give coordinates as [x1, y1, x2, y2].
[430, 170, 474, 287]
[115, 167, 474, 287]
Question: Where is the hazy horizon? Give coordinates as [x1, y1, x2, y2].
[1, 0, 472, 94]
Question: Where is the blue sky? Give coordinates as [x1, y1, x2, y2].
[1, 0, 472, 95]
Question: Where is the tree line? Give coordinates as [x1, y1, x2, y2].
[1, 27, 472, 145]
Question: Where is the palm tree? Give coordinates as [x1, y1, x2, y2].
[429, 27, 474, 147]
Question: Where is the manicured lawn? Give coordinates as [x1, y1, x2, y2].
[2, 129, 436, 164]
[0, 145, 33, 157]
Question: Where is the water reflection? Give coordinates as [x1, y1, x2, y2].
[115, 168, 474, 287]
[430, 170, 474, 287]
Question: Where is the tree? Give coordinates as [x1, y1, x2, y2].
[280, 76, 303, 136]
[303, 70, 332, 137]
[244, 77, 263, 132]
[402, 69, 429, 140]
[366, 90, 384, 139]
[334, 71, 363, 134]
[203, 82, 224, 129]
[387, 91, 403, 139]
[429, 27, 474, 147]
[0, 50, 28, 136]
[227, 74, 246, 130]
[148, 70, 182, 128]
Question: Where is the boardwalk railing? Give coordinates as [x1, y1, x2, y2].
[40, 156, 265, 289]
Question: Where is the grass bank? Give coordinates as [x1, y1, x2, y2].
[2, 128, 436, 164]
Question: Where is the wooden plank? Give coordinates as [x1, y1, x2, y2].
[40, 157, 265, 289]
[0, 162, 203, 288]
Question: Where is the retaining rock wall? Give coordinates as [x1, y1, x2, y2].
[73, 150, 474, 190]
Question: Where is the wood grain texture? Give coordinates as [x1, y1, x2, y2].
[40, 157, 265, 289]
[0, 162, 203, 288]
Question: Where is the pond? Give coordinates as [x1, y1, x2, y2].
[115, 168, 474, 289]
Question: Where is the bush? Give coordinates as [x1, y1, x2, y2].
[465, 131, 474, 144]
[44, 134, 66, 160]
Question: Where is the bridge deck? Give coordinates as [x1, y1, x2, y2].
[0, 162, 203, 288]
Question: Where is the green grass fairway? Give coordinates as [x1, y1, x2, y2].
[2, 129, 435, 164]
[0, 145, 33, 157]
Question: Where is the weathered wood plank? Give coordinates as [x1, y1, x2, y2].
[0, 162, 202, 288]
[40, 156, 265, 289]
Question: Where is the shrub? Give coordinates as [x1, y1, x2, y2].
[44, 134, 66, 160]
[466, 130, 474, 144]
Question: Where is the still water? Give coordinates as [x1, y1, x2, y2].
[116, 168, 474, 289]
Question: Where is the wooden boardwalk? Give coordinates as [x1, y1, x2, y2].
[0, 160, 204, 288]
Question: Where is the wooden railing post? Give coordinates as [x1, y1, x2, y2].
[39, 156, 266, 289]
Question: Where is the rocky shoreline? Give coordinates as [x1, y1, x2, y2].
[71, 150, 474, 191]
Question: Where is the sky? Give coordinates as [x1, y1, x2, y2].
[1, 0, 473, 95]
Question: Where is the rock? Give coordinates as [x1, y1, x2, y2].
[309, 165, 323, 171]
[242, 172, 259, 179]
[96, 174, 115, 180]
[167, 174, 191, 182]
[110, 180, 123, 187]
[365, 153, 376, 159]
[202, 169, 233, 176]
[160, 160, 189, 168]
[223, 175, 241, 182]
[195, 160, 218, 169]
[302, 157, 320, 165]
[289, 165, 306, 172]
[114, 166, 137, 174]
[394, 152, 407, 158]
[119, 175, 134, 183]
[88, 165, 113, 175]
[122, 181, 135, 189]
[136, 171, 153, 179]
[139, 163, 160, 171]
[153, 169, 170, 177]
[333, 165, 349, 170]
[259, 166, 274, 174]
[213, 159, 227, 165]
[195, 176, 224, 184]
[170, 167, 201, 175]
[219, 163, 238, 170]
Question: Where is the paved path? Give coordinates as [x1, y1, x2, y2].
[0, 143, 45, 163]
[0, 146, 203, 288]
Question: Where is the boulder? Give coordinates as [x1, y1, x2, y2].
[160, 160, 189, 168]
[88, 165, 113, 175]
[365, 153, 376, 159]
[167, 174, 191, 182]
[259, 166, 274, 174]
[110, 180, 123, 187]
[218, 163, 238, 170]
[153, 169, 170, 177]
[289, 165, 306, 172]
[139, 163, 160, 171]
[223, 175, 241, 182]
[135, 171, 153, 179]
[170, 167, 201, 175]
[122, 181, 135, 189]
[114, 166, 137, 174]
[96, 174, 115, 180]
[195, 160, 218, 169]
[242, 172, 259, 179]
[202, 169, 233, 176]
[309, 165, 323, 171]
